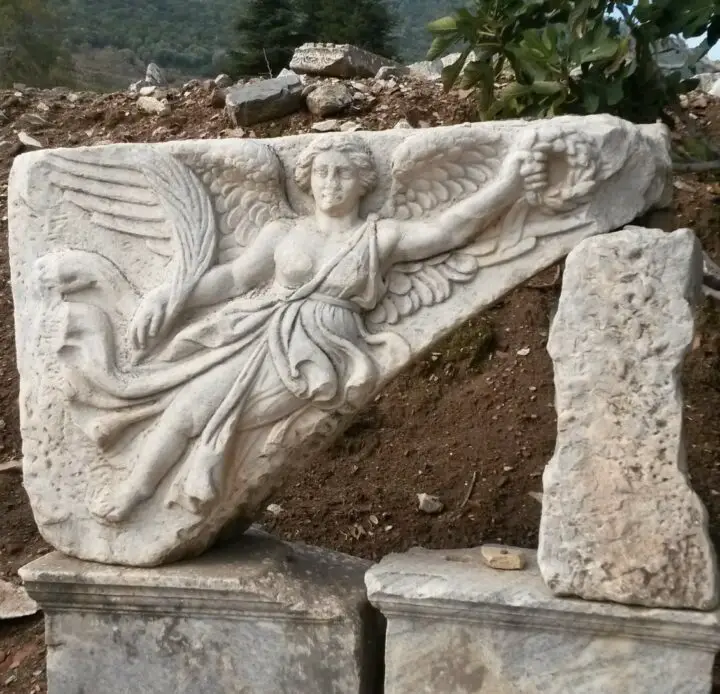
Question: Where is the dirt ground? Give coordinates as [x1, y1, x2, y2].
[2, 81, 720, 692]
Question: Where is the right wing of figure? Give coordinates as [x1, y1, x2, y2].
[176, 141, 296, 265]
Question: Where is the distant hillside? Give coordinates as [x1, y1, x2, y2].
[61, 0, 468, 89]
[390, 0, 470, 62]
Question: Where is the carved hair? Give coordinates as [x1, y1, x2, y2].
[294, 136, 378, 196]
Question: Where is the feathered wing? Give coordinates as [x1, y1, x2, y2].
[368, 126, 599, 327]
[45, 147, 216, 318]
[176, 141, 296, 265]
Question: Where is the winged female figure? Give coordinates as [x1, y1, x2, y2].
[33, 125, 596, 525]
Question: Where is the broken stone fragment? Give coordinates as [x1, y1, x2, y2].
[480, 544, 526, 570]
[417, 493, 443, 514]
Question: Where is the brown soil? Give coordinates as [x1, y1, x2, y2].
[2, 81, 720, 692]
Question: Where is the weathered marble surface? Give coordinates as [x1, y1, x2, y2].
[20, 529, 382, 694]
[8, 116, 671, 566]
[538, 226, 718, 610]
[366, 547, 720, 694]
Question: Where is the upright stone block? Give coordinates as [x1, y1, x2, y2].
[20, 530, 383, 694]
[366, 547, 720, 694]
[538, 226, 719, 609]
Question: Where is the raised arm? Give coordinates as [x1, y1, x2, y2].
[379, 140, 548, 265]
[186, 220, 287, 309]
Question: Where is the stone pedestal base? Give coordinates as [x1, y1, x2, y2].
[366, 546, 720, 694]
[20, 529, 383, 694]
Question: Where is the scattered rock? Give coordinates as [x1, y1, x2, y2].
[516, 347, 531, 356]
[480, 544, 526, 570]
[0, 579, 39, 620]
[407, 60, 444, 81]
[145, 62, 168, 87]
[340, 121, 362, 132]
[306, 82, 353, 117]
[225, 74, 304, 127]
[417, 493, 444, 514]
[311, 119, 342, 132]
[376, 65, 409, 80]
[137, 96, 171, 116]
[17, 131, 43, 148]
[393, 118, 413, 129]
[266, 503, 283, 516]
[214, 74, 233, 89]
[290, 42, 399, 79]
[223, 127, 246, 138]
[138, 85, 157, 97]
[210, 89, 226, 109]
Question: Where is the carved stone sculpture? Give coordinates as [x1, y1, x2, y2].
[538, 226, 718, 610]
[8, 115, 671, 566]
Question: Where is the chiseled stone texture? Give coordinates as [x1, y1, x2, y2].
[9, 115, 671, 567]
[20, 529, 383, 694]
[366, 546, 720, 694]
[290, 42, 400, 78]
[538, 226, 719, 610]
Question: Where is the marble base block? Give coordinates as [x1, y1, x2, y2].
[20, 529, 384, 694]
[366, 546, 720, 694]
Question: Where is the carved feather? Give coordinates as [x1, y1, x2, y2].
[46, 147, 217, 317]
[380, 130, 503, 222]
[178, 142, 296, 265]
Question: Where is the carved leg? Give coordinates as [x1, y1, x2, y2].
[89, 359, 246, 523]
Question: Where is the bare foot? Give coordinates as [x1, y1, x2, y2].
[89, 482, 145, 523]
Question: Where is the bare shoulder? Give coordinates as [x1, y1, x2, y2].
[258, 218, 293, 243]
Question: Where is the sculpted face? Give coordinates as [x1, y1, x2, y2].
[310, 151, 363, 216]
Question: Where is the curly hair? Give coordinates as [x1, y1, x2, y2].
[294, 136, 377, 197]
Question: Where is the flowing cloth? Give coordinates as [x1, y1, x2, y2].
[55, 218, 408, 506]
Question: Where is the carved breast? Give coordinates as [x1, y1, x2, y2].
[274, 243, 314, 289]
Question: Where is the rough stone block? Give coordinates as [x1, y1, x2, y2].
[366, 546, 720, 694]
[20, 530, 383, 694]
[225, 73, 304, 126]
[538, 226, 719, 609]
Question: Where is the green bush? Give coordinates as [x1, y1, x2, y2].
[428, 0, 720, 124]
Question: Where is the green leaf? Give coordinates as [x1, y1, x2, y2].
[583, 91, 600, 112]
[427, 35, 457, 61]
[427, 16, 458, 34]
[441, 46, 472, 91]
[605, 79, 624, 105]
[531, 80, 565, 95]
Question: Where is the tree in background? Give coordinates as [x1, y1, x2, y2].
[230, 0, 301, 76]
[308, 0, 398, 58]
[231, 0, 398, 77]
[426, 0, 720, 126]
[0, 0, 74, 87]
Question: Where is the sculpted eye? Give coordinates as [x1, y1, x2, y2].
[315, 166, 328, 177]
[340, 168, 353, 179]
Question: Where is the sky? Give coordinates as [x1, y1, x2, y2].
[688, 35, 720, 60]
